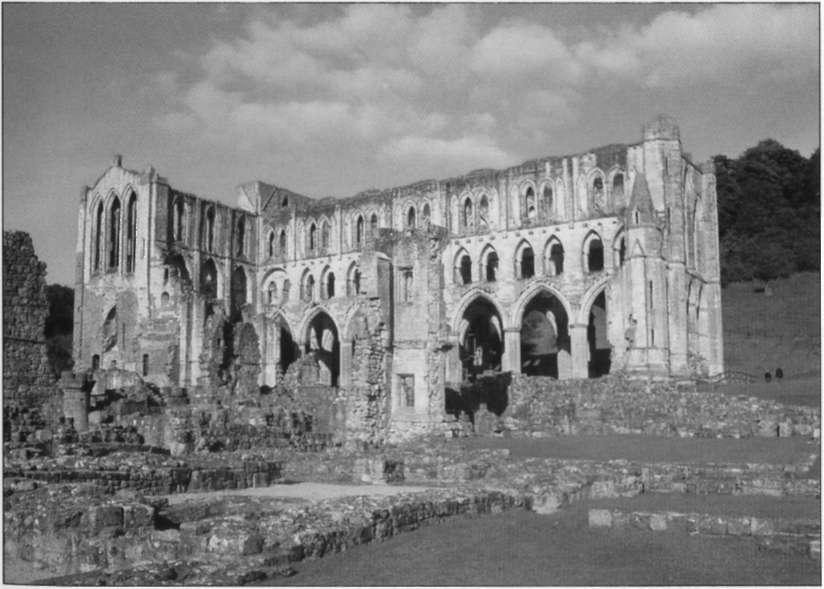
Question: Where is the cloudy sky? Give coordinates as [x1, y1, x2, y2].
[3, 3, 819, 285]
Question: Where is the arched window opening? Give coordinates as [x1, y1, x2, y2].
[369, 213, 378, 238]
[108, 197, 121, 270]
[457, 298, 504, 383]
[613, 173, 624, 202]
[93, 202, 104, 272]
[305, 311, 340, 387]
[485, 251, 499, 282]
[282, 279, 291, 303]
[587, 291, 611, 377]
[592, 177, 604, 210]
[354, 269, 361, 294]
[347, 264, 361, 296]
[326, 272, 335, 299]
[463, 198, 474, 230]
[205, 207, 215, 252]
[278, 319, 298, 374]
[278, 229, 287, 256]
[321, 221, 330, 252]
[407, 206, 416, 229]
[618, 237, 626, 266]
[543, 185, 553, 217]
[268, 231, 275, 257]
[525, 187, 536, 220]
[236, 217, 246, 257]
[200, 259, 218, 299]
[479, 195, 489, 228]
[422, 204, 431, 224]
[302, 273, 315, 302]
[174, 197, 184, 241]
[587, 237, 604, 272]
[520, 291, 569, 378]
[459, 254, 472, 285]
[231, 266, 247, 320]
[281, 196, 289, 208]
[356, 216, 364, 247]
[92, 354, 100, 371]
[518, 246, 535, 279]
[125, 193, 137, 273]
[548, 242, 565, 276]
[267, 282, 278, 305]
[308, 223, 317, 253]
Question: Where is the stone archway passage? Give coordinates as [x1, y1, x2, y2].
[587, 291, 611, 377]
[520, 291, 570, 378]
[306, 311, 340, 387]
[459, 298, 504, 379]
[278, 318, 299, 375]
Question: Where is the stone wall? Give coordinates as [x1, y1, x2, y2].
[3, 231, 55, 409]
[505, 374, 820, 438]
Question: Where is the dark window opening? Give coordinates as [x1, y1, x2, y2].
[268, 232, 275, 257]
[459, 255, 472, 285]
[549, 243, 564, 275]
[587, 291, 611, 377]
[108, 197, 121, 269]
[521, 291, 569, 378]
[400, 374, 415, 408]
[370, 213, 378, 238]
[142, 354, 149, 377]
[356, 216, 364, 247]
[520, 247, 535, 279]
[407, 207, 416, 229]
[486, 252, 498, 282]
[236, 217, 245, 257]
[613, 174, 624, 201]
[92, 354, 100, 371]
[326, 273, 335, 299]
[587, 238, 604, 272]
[308, 223, 316, 252]
[125, 194, 137, 273]
[278, 229, 287, 256]
[93, 203, 104, 272]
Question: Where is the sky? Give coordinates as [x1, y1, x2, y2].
[3, 2, 820, 286]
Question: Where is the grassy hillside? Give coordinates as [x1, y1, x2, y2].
[722, 272, 820, 378]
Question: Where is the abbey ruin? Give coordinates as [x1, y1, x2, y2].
[69, 115, 723, 444]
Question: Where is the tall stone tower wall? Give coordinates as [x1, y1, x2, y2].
[3, 231, 55, 409]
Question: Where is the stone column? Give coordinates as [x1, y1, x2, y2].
[570, 324, 589, 379]
[340, 341, 353, 390]
[503, 328, 521, 374]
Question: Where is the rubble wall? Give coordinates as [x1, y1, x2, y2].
[2, 231, 55, 409]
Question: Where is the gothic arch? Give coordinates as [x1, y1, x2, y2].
[576, 278, 612, 325]
[297, 305, 341, 347]
[510, 283, 573, 330]
[479, 243, 499, 282]
[582, 230, 605, 273]
[514, 238, 536, 279]
[453, 247, 473, 285]
[451, 288, 509, 334]
[544, 235, 565, 276]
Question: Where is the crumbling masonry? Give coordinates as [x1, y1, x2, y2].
[71, 116, 723, 443]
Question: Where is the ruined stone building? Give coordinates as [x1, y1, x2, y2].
[3, 231, 55, 410]
[72, 116, 723, 440]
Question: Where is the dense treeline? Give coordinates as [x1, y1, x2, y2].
[714, 140, 820, 285]
[44, 284, 73, 377]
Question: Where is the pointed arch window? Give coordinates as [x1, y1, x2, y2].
[525, 187, 536, 220]
[93, 201, 104, 272]
[321, 221, 330, 252]
[268, 231, 275, 257]
[108, 196, 121, 270]
[485, 251, 499, 282]
[356, 215, 364, 248]
[543, 185, 553, 218]
[205, 207, 215, 253]
[422, 204, 431, 224]
[548, 242, 565, 276]
[463, 198, 474, 230]
[479, 195, 489, 229]
[125, 193, 137, 273]
[308, 223, 317, 253]
[174, 197, 185, 241]
[613, 173, 624, 202]
[516, 244, 535, 279]
[236, 217, 246, 257]
[267, 282, 278, 305]
[592, 177, 604, 210]
[279, 229, 287, 256]
[586, 235, 604, 272]
[407, 206, 416, 229]
[370, 213, 378, 238]
[459, 254, 472, 285]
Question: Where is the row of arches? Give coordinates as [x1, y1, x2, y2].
[91, 190, 138, 274]
[457, 286, 611, 380]
[452, 231, 627, 286]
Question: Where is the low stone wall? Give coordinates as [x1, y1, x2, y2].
[589, 507, 820, 560]
[505, 374, 820, 438]
[4, 451, 283, 496]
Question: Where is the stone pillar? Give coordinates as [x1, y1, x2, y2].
[340, 341, 353, 390]
[557, 349, 573, 380]
[444, 342, 461, 384]
[60, 372, 89, 433]
[570, 324, 589, 379]
[503, 328, 521, 374]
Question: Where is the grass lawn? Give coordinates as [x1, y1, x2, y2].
[722, 272, 820, 378]
[462, 434, 817, 469]
[267, 503, 820, 586]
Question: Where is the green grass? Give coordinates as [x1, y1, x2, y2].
[722, 272, 820, 377]
[462, 435, 817, 468]
[589, 493, 820, 520]
[266, 504, 820, 586]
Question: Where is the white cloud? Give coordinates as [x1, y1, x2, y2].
[576, 4, 818, 88]
[378, 134, 513, 173]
